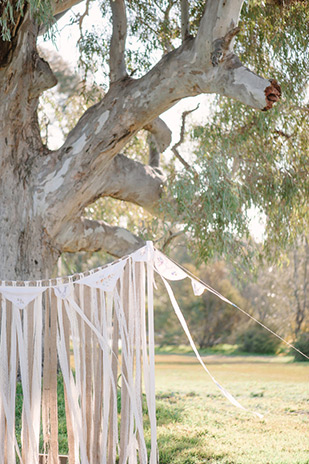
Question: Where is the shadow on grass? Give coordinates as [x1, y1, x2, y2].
[143, 392, 235, 464]
[157, 430, 236, 464]
[15, 376, 235, 464]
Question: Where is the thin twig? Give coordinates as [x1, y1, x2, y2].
[273, 129, 293, 140]
[171, 104, 200, 173]
[161, 230, 184, 251]
[78, 0, 91, 37]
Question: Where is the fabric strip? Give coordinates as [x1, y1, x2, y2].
[160, 275, 263, 419]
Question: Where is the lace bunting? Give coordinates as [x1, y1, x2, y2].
[0, 242, 268, 464]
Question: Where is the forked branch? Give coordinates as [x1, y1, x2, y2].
[195, 0, 244, 64]
[172, 105, 199, 173]
[37, 0, 281, 239]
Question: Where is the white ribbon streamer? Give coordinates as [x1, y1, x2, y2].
[160, 275, 263, 419]
[4, 241, 308, 464]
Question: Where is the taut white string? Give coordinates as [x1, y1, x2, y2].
[164, 254, 309, 361]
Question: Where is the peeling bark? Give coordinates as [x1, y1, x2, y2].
[263, 79, 282, 111]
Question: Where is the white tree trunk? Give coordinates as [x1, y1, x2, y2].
[0, 0, 281, 281]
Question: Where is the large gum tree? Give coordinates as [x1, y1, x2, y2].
[0, 0, 281, 281]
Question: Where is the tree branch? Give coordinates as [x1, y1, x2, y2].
[39, 0, 85, 35]
[102, 153, 166, 211]
[52, 0, 84, 16]
[161, 230, 185, 251]
[35, 0, 281, 237]
[144, 117, 172, 167]
[215, 60, 281, 111]
[181, 0, 189, 41]
[56, 217, 144, 257]
[35, 151, 166, 239]
[171, 105, 199, 172]
[195, 0, 244, 63]
[77, 0, 91, 35]
[109, 0, 127, 83]
[193, 0, 281, 109]
[161, 0, 177, 53]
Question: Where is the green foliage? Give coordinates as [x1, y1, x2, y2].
[237, 1, 309, 97]
[74, 0, 206, 83]
[166, 0, 309, 266]
[77, 28, 110, 87]
[125, 0, 204, 72]
[0, 0, 55, 41]
[293, 332, 309, 362]
[34, 0, 308, 272]
[184, 263, 248, 349]
[164, 152, 256, 266]
[0, 0, 16, 41]
[238, 324, 282, 354]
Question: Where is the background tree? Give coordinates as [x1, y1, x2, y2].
[0, 0, 283, 281]
[241, 235, 308, 337]
[175, 260, 247, 348]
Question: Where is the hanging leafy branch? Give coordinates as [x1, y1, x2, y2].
[0, 0, 54, 41]
[162, 0, 308, 265]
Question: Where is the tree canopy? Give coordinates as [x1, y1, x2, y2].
[0, 0, 306, 282]
[164, 1, 308, 265]
[36, 0, 308, 268]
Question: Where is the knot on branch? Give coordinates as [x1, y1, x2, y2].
[263, 79, 282, 111]
[211, 26, 240, 67]
[29, 53, 57, 99]
[144, 117, 172, 168]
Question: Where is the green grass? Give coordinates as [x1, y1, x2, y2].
[152, 353, 309, 464]
[15, 353, 309, 463]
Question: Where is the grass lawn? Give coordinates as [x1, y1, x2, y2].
[15, 352, 309, 463]
[151, 353, 309, 464]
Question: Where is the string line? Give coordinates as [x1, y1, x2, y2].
[164, 252, 309, 362]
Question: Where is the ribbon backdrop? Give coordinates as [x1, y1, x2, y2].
[0, 242, 265, 464]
